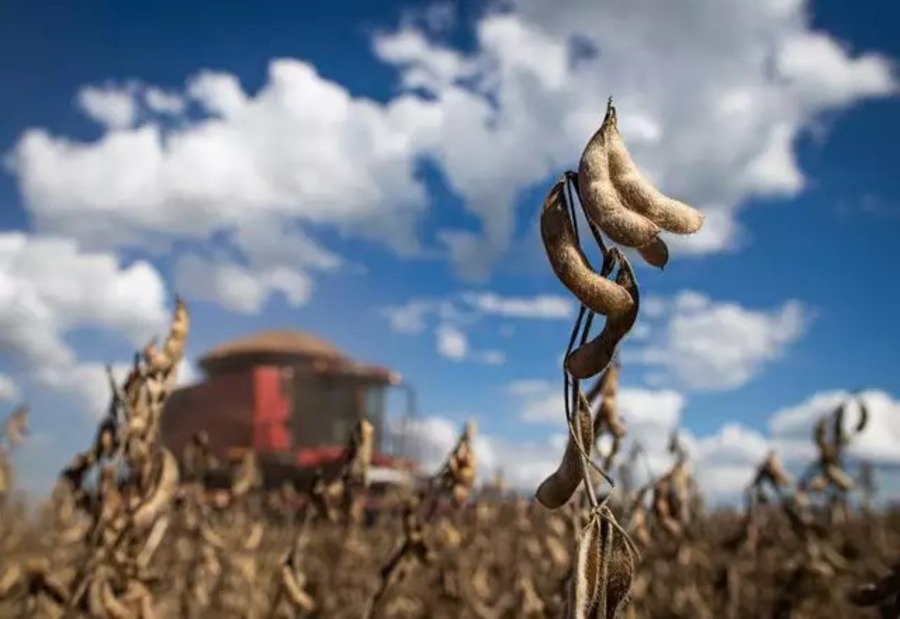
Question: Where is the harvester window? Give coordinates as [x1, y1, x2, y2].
[363, 386, 386, 450]
[332, 418, 353, 444]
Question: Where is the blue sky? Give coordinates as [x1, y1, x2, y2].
[0, 0, 898, 499]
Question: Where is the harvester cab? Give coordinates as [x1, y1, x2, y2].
[159, 329, 423, 496]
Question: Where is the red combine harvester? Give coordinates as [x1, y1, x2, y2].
[159, 330, 422, 493]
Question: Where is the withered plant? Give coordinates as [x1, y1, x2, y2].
[538, 97, 705, 617]
[797, 393, 869, 524]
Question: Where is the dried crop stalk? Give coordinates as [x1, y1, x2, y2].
[36, 296, 193, 618]
[537, 97, 705, 615]
[796, 393, 868, 524]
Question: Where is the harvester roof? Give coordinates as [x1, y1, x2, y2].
[197, 329, 401, 383]
[200, 329, 345, 363]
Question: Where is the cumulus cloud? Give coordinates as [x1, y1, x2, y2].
[478, 350, 506, 365]
[401, 400, 766, 501]
[768, 389, 900, 465]
[0, 373, 19, 402]
[34, 362, 131, 420]
[460, 292, 574, 319]
[383, 291, 572, 363]
[680, 390, 900, 502]
[628, 291, 812, 391]
[394, 382, 900, 503]
[8, 61, 439, 283]
[500, 375, 900, 501]
[75, 84, 139, 130]
[383, 291, 572, 333]
[685, 424, 771, 497]
[436, 323, 468, 360]
[373, 1, 896, 276]
[174, 253, 312, 314]
[397, 414, 568, 490]
[0, 232, 170, 416]
[143, 87, 186, 115]
[5, 0, 895, 291]
[380, 299, 460, 335]
[509, 379, 686, 466]
[176, 356, 202, 387]
[21, 355, 199, 424]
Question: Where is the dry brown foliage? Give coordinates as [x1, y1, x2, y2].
[2, 474, 896, 618]
[535, 96, 707, 616]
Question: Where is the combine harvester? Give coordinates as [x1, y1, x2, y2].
[159, 329, 423, 497]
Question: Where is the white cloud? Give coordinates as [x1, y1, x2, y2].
[0, 232, 170, 416]
[400, 386, 900, 503]
[382, 291, 572, 363]
[33, 356, 199, 422]
[0, 373, 19, 402]
[382, 292, 572, 335]
[436, 323, 468, 360]
[477, 350, 506, 365]
[460, 291, 574, 319]
[177, 356, 202, 387]
[143, 87, 186, 115]
[75, 84, 139, 130]
[508, 377, 683, 453]
[768, 389, 900, 465]
[0, 232, 168, 367]
[5, 430, 60, 499]
[401, 395, 763, 501]
[383, 302, 430, 334]
[689, 390, 900, 502]
[381, 299, 456, 334]
[398, 414, 565, 491]
[373, 2, 896, 276]
[502, 376, 761, 501]
[34, 362, 129, 419]
[692, 423, 771, 466]
[372, 28, 476, 94]
[507, 379, 553, 397]
[9, 60, 444, 311]
[629, 291, 812, 391]
[768, 390, 849, 437]
[10, 60, 439, 259]
[6, 1, 894, 286]
[398, 416, 460, 473]
[508, 379, 564, 424]
[174, 253, 312, 314]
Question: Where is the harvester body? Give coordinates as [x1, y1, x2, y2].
[159, 330, 419, 492]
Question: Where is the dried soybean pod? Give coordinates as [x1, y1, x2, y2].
[280, 563, 316, 612]
[87, 577, 107, 617]
[131, 447, 180, 530]
[603, 518, 636, 619]
[762, 451, 792, 488]
[144, 296, 190, 375]
[824, 463, 854, 492]
[3, 406, 28, 448]
[99, 579, 131, 619]
[604, 103, 704, 235]
[652, 476, 683, 538]
[541, 177, 635, 317]
[566, 253, 640, 380]
[566, 510, 635, 619]
[636, 236, 669, 269]
[567, 512, 602, 619]
[578, 107, 662, 248]
[590, 362, 624, 440]
[536, 393, 595, 510]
